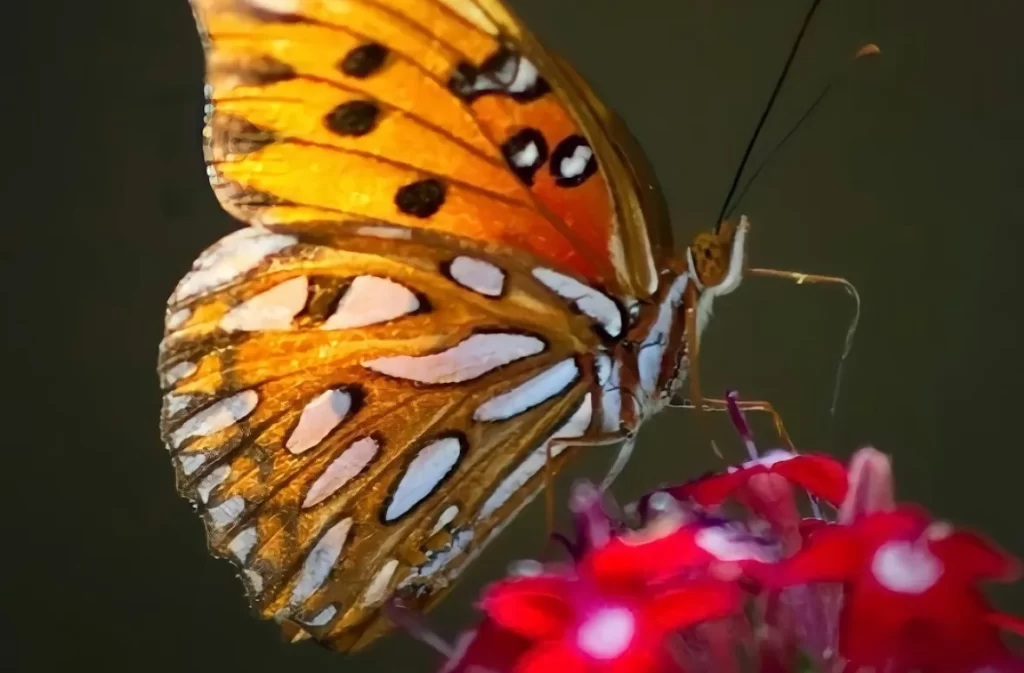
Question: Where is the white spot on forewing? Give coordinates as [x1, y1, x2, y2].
[477, 394, 592, 520]
[360, 559, 399, 607]
[304, 605, 337, 627]
[533, 268, 621, 337]
[179, 453, 207, 476]
[302, 437, 379, 508]
[209, 495, 245, 529]
[197, 465, 231, 503]
[871, 541, 943, 594]
[430, 505, 460, 536]
[577, 606, 636, 660]
[228, 526, 258, 562]
[449, 256, 504, 296]
[170, 390, 258, 448]
[638, 273, 689, 399]
[474, 358, 579, 421]
[365, 333, 545, 384]
[291, 518, 353, 605]
[322, 276, 419, 330]
[163, 361, 197, 387]
[219, 276, 308, 332]
[560, 145, 593, 179]
[508, 57, 539, 93]
[385, 437, 463, 521]
[511, 141, 539, 168]
[165, 308, 191, 330]
[286, 389, 352, 455]
[172, 228, 297, 302]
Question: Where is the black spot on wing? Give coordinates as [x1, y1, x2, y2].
[339, 43, 389, 78]
[324, 100, 381, 137]
[395, 179, 446, 218]
[380, 432, 467, 525]
[501, 128, 549, 186]
[448, 44, 550, 104]
[550, 135, 598, 187]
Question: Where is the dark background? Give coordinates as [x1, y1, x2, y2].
[8, 0, 1023, 670]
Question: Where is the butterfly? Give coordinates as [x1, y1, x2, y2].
[158, 0, 749, 653]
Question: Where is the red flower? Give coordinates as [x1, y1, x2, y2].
[773, 506, 1022, 673]
[667, 450, 848, 510]
[480, 561, 742, 673]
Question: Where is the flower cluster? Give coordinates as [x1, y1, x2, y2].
[408, 394, 1024, 673]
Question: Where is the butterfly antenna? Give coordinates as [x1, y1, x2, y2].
[725, 43, 881, 219]
[716, 0, 824, 229]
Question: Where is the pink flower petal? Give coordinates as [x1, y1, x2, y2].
[482, 576, 574, 640]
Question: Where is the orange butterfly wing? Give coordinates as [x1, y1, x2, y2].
[159, 225, 603, 650]
[193, 0, 670, 297]
[162, 0, 683, 652]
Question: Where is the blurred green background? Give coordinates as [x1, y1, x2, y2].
[10, 0, 1022, 670]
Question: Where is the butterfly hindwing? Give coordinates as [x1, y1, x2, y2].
[191, 0, 669, 298]
[158, 223, 613, 649]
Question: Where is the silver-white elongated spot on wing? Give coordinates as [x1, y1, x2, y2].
[448, 256, 505, 296]
[220, 276, 308, 331]
[532, 268, 622, 337]
[290, 518, 353, 606]
[302, 437, 379, 509]
[363, 333, 545, 384]
[473, 358, 579, 421]
[172, 228, 298, 302]
[384, 437, 463, 522]
[477, 393, 593, 521]
[170, 390, 258, 448]
[322, 276, 420, 330]
[286, 389, 353, 455]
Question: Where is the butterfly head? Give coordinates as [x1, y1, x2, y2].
[686, 215, 751, 298]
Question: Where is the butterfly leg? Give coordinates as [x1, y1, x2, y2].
[541, 431, 634, 537]
[669, 395, 795, 454]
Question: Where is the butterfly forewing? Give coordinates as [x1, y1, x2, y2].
[190, 0, 668, 298]
[158, 223, 612, 649]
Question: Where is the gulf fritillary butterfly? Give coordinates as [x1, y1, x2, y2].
[158, 0, 750, 652]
